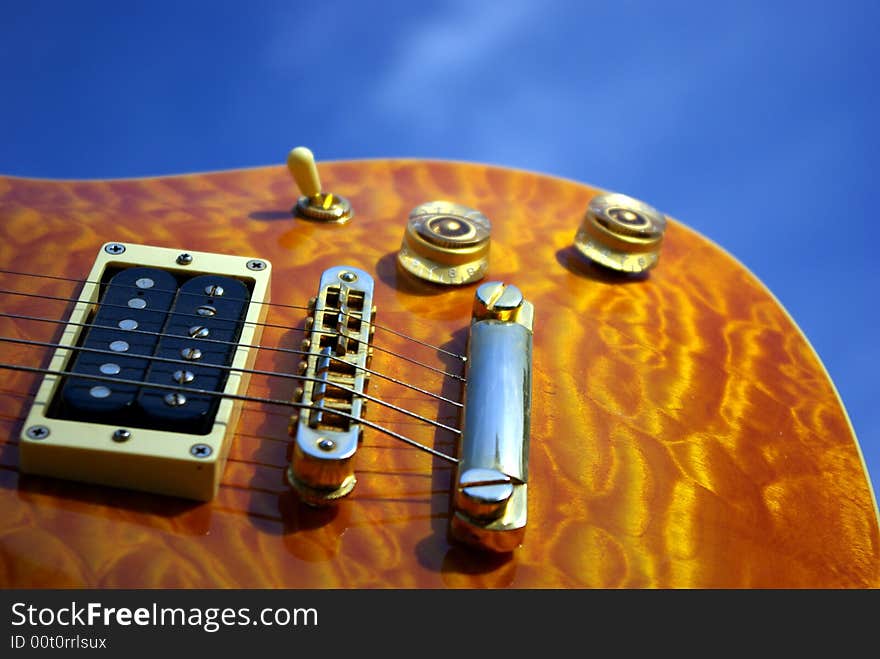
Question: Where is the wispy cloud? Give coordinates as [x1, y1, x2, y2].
[257, 0, 880, 475]
[366, 1, 537, 139]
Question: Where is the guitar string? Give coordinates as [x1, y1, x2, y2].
[0, 287, 465, 382]
[239, 399, 458, 424]
[0, 271, 468, 466]
[0, 386, 460, 423]
[0, 400, 460, 429]
[228, 428, 451, 453]
[0, 380, 459, 432]
[0, 286, 462, 381]
[0, 311, 463, 408]
[0, 405, 460, 486]
[0, 335, 461, 435]
[0, 363, 458, 464]
[0, 268, 466, 361]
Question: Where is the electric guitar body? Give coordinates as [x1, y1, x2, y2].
[0, 159, 876, 588]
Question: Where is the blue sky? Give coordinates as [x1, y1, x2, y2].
[2, 1, 878, 496]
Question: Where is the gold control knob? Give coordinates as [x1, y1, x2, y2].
[574, 192, 667, 273]
[397, 200, 491, 286]
[287, 146, 353, 223]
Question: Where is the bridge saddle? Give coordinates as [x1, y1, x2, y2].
[287, 266, 375, 505]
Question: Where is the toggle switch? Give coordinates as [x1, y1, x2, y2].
[287, 146, 353, 223]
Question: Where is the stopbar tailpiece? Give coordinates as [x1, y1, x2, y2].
[450, 281, 533, 552]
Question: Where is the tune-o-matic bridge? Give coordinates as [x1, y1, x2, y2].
[287, 266, 375, 505]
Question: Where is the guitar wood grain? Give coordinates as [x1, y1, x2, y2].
[0, 160, 876, 588]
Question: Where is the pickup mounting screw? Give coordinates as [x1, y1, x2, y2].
[104, 243, 126, 255]
[190, 443, 213, 458]
[176, 253, 193, 266]
[26, 425, 50, 440]
[247, 259, 267, 271]
[112, 429, 131, 442]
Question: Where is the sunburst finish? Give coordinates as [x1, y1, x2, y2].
[0, 160, 876, 588]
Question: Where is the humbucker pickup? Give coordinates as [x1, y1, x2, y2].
[19, 243, 271, 501]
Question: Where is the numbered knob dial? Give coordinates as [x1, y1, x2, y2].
[397, 201, 491, 286]
[574, 193, 667, 274]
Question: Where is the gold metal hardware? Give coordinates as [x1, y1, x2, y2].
[287, 266, 375, 505]
[19, 243, 271, 501]
[450, 281, 533, 552]
[397, 200, 490, 285]
[574, 192, 667, 273]
[287, 146, 353, 223]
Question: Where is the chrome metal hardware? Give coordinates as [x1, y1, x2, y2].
[451, 281, 534, 552]
[288, 266, 375, 505]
